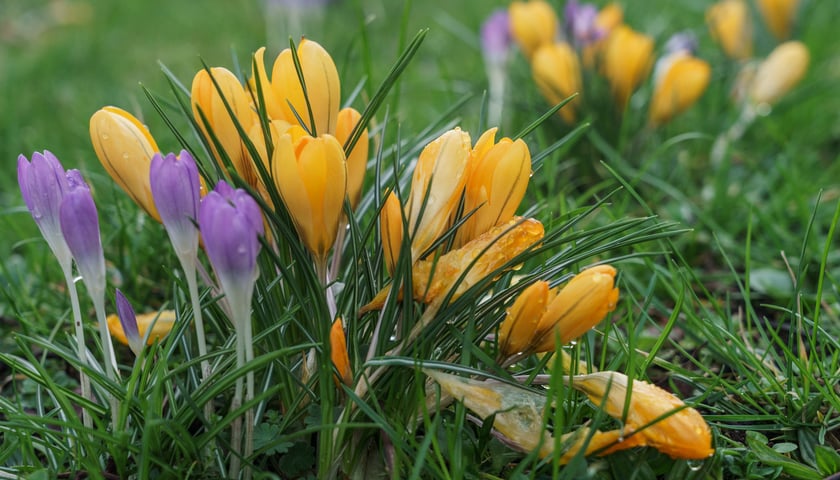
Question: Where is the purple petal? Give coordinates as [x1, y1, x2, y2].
[481, 9, 512, 63]
[565, 0, 604, 47]
[60, 173, 106, 296]
[150, 150, 201, 256]
[18, 151, 73, 265]
[115, 289, 142, 356]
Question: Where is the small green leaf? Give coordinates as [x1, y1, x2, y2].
[815, 445, 840, 476]
[747, 431, 822, 480]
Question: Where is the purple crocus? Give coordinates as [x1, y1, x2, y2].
[664, 31, 699, 56]
[115, 289, 142, 357]
[150, 150, 201, 259]
[59, 171, 106, 299]
[17, 151, 72, 266]
[564, 0, 604, 48]
[481, 9, 512, 65]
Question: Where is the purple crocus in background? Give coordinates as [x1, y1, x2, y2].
[115, 289, 143, 357]
[480, 9, 513, 127]
[564, 0, 604, 48]
[17, 151, 72, 267]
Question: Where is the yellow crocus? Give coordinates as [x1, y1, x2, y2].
[648, 53, 712, 126]
[245, 118, 293, 199]
[756, 0, 799, 40]
[380, 191, 404, 275]
[249, 46, 287, 121]
[706, 0, 753, 60]
[405, 128, 472, 261]
[531, 42, 582, 123]
[271, 39, 340, 137]
[335, 107, 369, 210]
[455, 128, 531, 247]
[572, 371, 715, 460]
[107, 309, 176, 348]
[749, 40, 809, 106]
[532, 265, 619, 353]
[271, 132, 347, 263]
[582, 3, 624, 68]
[191, 67, 258, 187]
[89, 106, 161, 221]
[602, 26, 654, 109]
[498, 281, 549, 358]
[509, 0, 558, 60]
[330, 317, 352, 386]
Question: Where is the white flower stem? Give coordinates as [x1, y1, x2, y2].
[92, 292, 119, 428]
[228, 334, 245, 479]
[62, 265, 92, 431]
[181, 256, 214, 422]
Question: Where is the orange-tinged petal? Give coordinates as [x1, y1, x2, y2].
[706, 0, 753, 60]
[756, 0, 799, 40]
[250, 47, 287, 121]
[380, 191, 404, 275]
[648, 53, 712, 126]
[602, 26, 654, 109]
[107, 310, 176, 347]
[531, 42, 582, 123]
[271, 39, 340, 136]
[595, 3, 623, 32]
[330, 317, 352, 386]
[89, 106, 161, 221]
[572, 371, 715, 460]
[749, 40, 809, 106]
[533, 265, 619, 352]
[336, 107, 369, 210]
[509, 1, 558, 60]
[498, 281, 549, 358]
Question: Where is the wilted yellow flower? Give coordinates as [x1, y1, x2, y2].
[271, 132, 347, 262]
[271, 39, 340, 137]
[532, 265, 619, 353]
[380, 191, 404, 275]
[707, 0, 753, 60]
[498, 281, 549, 358]
[756, 0, 799, 40]
[648, 53, 712, 126]
[89, 106, 161, 221]
[405, 128, 472, 261]
[749, 40, 809, 106]
[572, 371, 715, 460]
[531, 42, 582, 123]
[330, 317, 352, 386]
[509, 0, 558, 60]
[335, 107, 369, 210]
[602, 26, 654, 109]
[191, 67, 258, 186]
[455, 128, 531, 247]
[107, 310, 176, 348]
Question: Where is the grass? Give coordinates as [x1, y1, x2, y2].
[2, 0, 840, 478]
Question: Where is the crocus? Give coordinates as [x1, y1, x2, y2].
[60, 171, 106, 300]
[454, 128, 531, 247]
[749, 40, 809, 106]
[571, 371, 715, 460]
[113, 289, 143, 356]
[89, 106, 161, 221]
[330, 317, 352, 386]
[17, 151, 72, 266]
[757, 0, 799, 40]
[108, 307, 176, 354]
[335, 107, 369, 210]
[565, 0, 603, 48]
[706, 0, 753, 60]
[602, 25, 654, 109]
[581, 2, 624, 68]
[648, 45, 712, 126]
[271, 39, 340, 137]
[380, 191, 404, 275]
[481, 9, 513, 127]
[271, 132, 347, 264]
[509, 0, 558, 60]
[531, 42, 582, 123]
[498, 281, 549, 358]
[150, 151, 201, 259]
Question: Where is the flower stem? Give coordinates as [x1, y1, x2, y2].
[228, 334, 245, 479]
[63, 266, 92, 431]
[182, 257, 214, 422]
[92, 292, 119, 428]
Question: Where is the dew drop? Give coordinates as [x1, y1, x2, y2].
[686, 459, 704, 472]
[122, 153, 130, 160]
[100, 133, 110, 141]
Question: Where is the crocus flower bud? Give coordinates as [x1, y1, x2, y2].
[455, 128, 531, 247]
[572, 371, 715, 460]
[565, 0, 603, 48]
[706, 0, 753, 60]
[498, 281, 549, 358]
[271, 132, 347, 262]
[531, 42, 582, 123]
[757, 0, 799, 40]
[107, 308, 177, 352]
[330, 317, 352, 386]
[648, 52, 711, 126]
[380, 191, 403, 275]
[250, 46, 286, 121]
[89, 106, 161, 221]
[581, 2, 624, 68]
[481, 9, 512, 65]
[602, 26, 654, 109]
[509, 0, 557, 60]
[271, 39, 340, 136]
[533, 265, 619, 352]
[335, 107, 369, 210]
[191, 67, 258, 187]
[150, 151, 201, 260]
[406, 128, 471, 261]
[18, 151, 72, 267]
[749, 40, 809, 107]
[114, 289, 143, 356]
[60, 171, 106, 299]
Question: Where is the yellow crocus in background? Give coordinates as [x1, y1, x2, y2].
[531, 42, 582, 123]
[191, 67, 258, 187]
[107, 309, 176, 349]
[89, 106, 161, 221]
[271, 39, 340, 137]
[509, 0, 557, 60]
[581, 3, 624, 68]
[271, 132, 347, 264]
[335, 107, 369, 210]
[497, 281, 549, 357]
[756, 0, 799, 40]
[648, 53, 712, 126]
[749, 40, 809, 106]
[380, 191, 404, 275]
[602, 26, 654, 109]
[706, 0, 753, 60]
[330, 318, 352, 386]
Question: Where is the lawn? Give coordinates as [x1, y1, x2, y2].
[1, 0, 839, 478]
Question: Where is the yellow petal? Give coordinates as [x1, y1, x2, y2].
[533, 265, 619, 352]
[531, 42, 582, 123]
[89, 106, 161, 221]
[498, 281, 549, 358]
[602, 26, 654, 109]
[336, 107, 369, 210]
[572, 371, 715, 460]
[648, 53, 712, 126]
[706, 0, 753, 60]
[509, 0, 558, 61]
[107, 310, 176, 348]
[756, 0, 799, 40]
[330, 317, 352, 386]
[250, 46, 286, 121]
[749, 40, 809, 106]
[380, 191, 404, 275]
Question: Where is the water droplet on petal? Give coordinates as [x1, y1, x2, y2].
[100, 133, 109, 141]
[686, 459, 704, 472]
